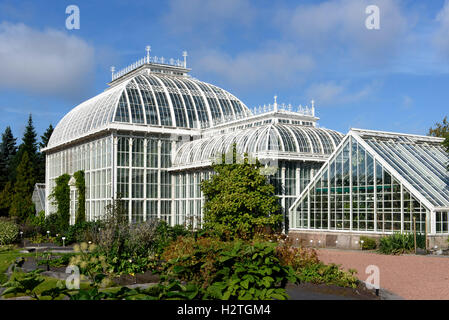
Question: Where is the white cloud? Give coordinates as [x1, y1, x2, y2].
[434, 0, 449, 58]
[305, 81, 378, 106]
[276, 0, 409, 66]
[0, 22, 95, 99]
[193, 45, 315, 89]
[162, 0, 255, 35]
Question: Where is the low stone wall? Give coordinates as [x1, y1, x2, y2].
[427, 235, 449, 251]
[287, 230, 449, 250]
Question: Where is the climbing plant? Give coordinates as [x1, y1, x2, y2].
[73, 170, 86, 224]
[49, 173, 71, 231]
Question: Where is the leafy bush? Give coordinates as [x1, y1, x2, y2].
[360, 236, 377, 250]
[28, 234, 57, 244]
[2, 269, 200, 300]
[378, 232, 425, 255]
[1, 269, 45, 299]
[37, 253, 76, 268]
[21, 211, 46, 237]
[41, 213, 63, 236]
[275, 239, 358, 288]
[201, 154, 283, 240]
[70, 242, 114, 286]
[162, 237, 298, 300]
[275, 240, 319, 270]
[58, 221, 99, 245]
[298, 263, 358, 288]
[87, 200, 189, 275]
[0, 218, 19, 245]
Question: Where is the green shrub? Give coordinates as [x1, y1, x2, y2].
[275, 239, 358, 288]
[0, 218, 19, 245]
[201, 154, 283, 240]
[275, 241, 319, 270]
[378, 232, 425, 255]
[298, 263, 358, 288]
[360, 236, 377, 250]
[162, 237, 298, 300]
[37, 253, 76, 268]
[58, 221, 99, 245]
[84, 213, 188, 275]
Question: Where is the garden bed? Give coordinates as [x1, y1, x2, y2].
[112, 271, 160, 286]
[286, 282, 379, 300]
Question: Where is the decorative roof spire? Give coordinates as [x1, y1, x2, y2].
[311, 100, 315, 116]
[110, 66, 115, 80]
[183, 51, 188, 68]
[274, 95, 278, 112]
[146, 45, 151, 63]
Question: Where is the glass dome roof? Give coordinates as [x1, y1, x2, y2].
[47, 72, 251, 149]
[173, 123, 344, 167]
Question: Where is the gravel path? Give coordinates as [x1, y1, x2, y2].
[317, 249, 449, 300]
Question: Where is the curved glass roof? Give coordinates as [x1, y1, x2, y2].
[48, 72, 251, 149]
[173, 123, 344, 167]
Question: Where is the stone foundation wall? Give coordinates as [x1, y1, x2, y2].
[287, 230, 449, 250]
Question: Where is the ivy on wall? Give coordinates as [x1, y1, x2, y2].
[73, 170, 85, 224]
[49, 173, 71, 230]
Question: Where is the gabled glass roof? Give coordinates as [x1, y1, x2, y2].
[173, 123, 344, 167]
[290, 129, 449, 213]
[354, 129, 449, 209]
[47, 71, 251, 149]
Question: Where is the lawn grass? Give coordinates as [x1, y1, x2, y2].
[2, 274, 92, 300]
[0, 247, 33, 284]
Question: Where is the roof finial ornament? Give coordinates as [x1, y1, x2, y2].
[110, 66, 115, 80]
[274, 95, 278, 112]
[146, 45, 151, 63]
[183, 51, 188, 68]
[311, 99, 315, 116]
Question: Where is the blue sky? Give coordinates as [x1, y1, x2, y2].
[0, 0, 449, 143]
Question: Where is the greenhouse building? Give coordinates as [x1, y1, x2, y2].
[42, 48, 449, 249]
[43, 49, 343, 229]
[288, 129, 449, 249]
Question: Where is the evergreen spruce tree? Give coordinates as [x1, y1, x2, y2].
[10, 114, 39, 183]
[21, 114, 38, 158]
[0, 126, 17, 191]
[9, 151, 36, 221]
[0, 181, 13, 217]
[36, 124, 54, 183]
[39, 124, 53, 150]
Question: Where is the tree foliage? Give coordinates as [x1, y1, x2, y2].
[39, 124, 54, 150]
[428, 116, 449, 138]
[9, 151, 35, 221]
[201, 150, 282, 240]
[0, 126, 17, 191]
[0, 181, 13, 217]
[37, 124, 54, 183]
[429, 116, 449, 169]
[10, 115, 39, 183]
